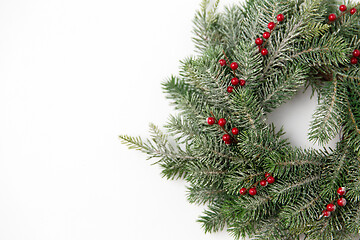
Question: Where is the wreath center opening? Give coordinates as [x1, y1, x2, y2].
[266, 86, 339, 150]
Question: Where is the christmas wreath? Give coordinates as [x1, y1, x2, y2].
[120, 0, 360, 239]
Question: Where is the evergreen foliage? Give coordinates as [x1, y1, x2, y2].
[120, 0, 360, 239]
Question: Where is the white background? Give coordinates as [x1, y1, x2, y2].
[0, 0, 338, 240]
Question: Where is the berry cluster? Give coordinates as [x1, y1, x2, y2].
[321, 187, 347, 218]
[255, 13, 285, 56]
[218, 57, 246, 93]
[207, 116, 239, 145]
[351, 49, 360, 64]
[239, 172, 275, 196]
[328, 4, 357, 22]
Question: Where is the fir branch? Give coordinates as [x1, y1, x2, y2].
[224, 170, 268, 195]
[230, 88, 265, 130]
[210, 149, 240, 161]
[237, 125, 289, 162]
[292, 34, 349, 67]
[280, 195, 323, 230]
[232, 40, 263, 89]
[178, 48, 234, 113]
[260, 0, 318, 77]
[344, 96, 360, 153]
[162, 76, 208, 119]
[252, 218, 298, 240]
[164, 114, 202, 143]
[192, 134, 243, 163]
[198, 202, 229, 233]
[120, 124, 197, 180]
[260, 64, 307, 112]
[187, 184, 227, 205]
[346, 203, 360, 234]
[184, 160, 227, 187]
[271, 175, 321, 205]
[308, 76, 340, 145]
[192, 0, 222, 53]
[220, 4, 246, 53]
[264, 149, 325, 195]
[305, 204, 351, 240]
[237, 195, 275, 222]
[302, 22, 330, 40]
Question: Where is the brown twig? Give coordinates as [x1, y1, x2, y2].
[210, 111, 238, 144]
[260, 22, 278, 50]
[222, 49, 230, 65]
[222, 50, 237, 78]
[328, 3, 360, 24]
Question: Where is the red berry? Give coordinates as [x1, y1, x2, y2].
[239, 187, 247, 195]
[225, 140, 232, 145]
[322, 210, 331, 217]
[222, 134, 231, 142]
[231, 77, 240, 86]
[326, 203, 336, 212]
[230, 62, 238, 70]
[249, 187, 257, 196]
[218, 118, 226, 127]
[267, 176, 275, 184]
[339, 5, 347, 12]
[219, 59, 226, 66]
[231, 127, 239, 135]
[239, 79, 246, 86]
[277, 14, 284, 22]
[337, 197, 347, 207]
[227, 86, 234, 93]
[329, 14, 337, 21]
[260, 180, 268, 187]
[268, 22, 275, 30]
[261, 48, 268, 56]
[265, 172, 270, 178]
[337, 187, 346, 196]
[351, 57, 358, 64]
[263, 32, 270, 39]
[353, 49, 360, 57]
[255, 38, 263, 45]
[350, 8, 357, 15]
[207, 117, 215, 125]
